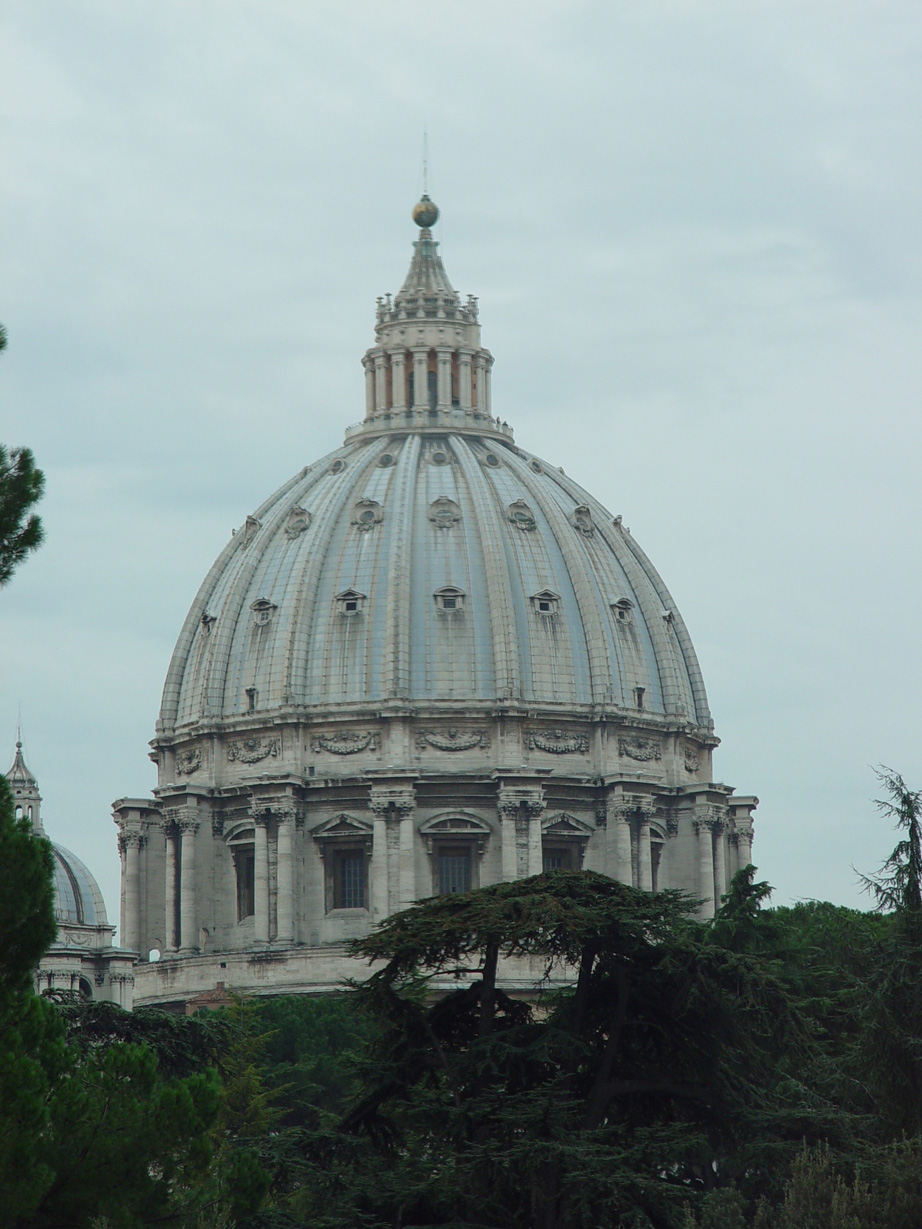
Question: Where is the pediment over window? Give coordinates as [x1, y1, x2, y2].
[419, 812, 492, 854]
[335, 589, 367, 615]
[311, 813, 373, 841]
[542, 812, 594, 838]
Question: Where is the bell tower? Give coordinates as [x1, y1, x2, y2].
[7, 736, 43, 833]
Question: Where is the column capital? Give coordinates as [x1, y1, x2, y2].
[369, 784, 416, 816]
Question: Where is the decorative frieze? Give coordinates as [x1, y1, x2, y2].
[527, 728, 589, 754]
[311, 731, 378, 756]
[227, 737, 280, 764]
[618, 736, 662, 763]
[416, 728, 490, 752]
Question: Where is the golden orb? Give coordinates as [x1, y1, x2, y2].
[412, 194, 439, 228]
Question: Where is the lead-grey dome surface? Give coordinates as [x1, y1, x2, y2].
[51, 843, 108, 927]
[160, 433, 710, 731]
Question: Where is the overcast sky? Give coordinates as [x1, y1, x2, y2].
[2, 0, 921, 934]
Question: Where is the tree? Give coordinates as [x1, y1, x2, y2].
[0, 444, 45, 585]
[1, 323, 46, 585]
[859, 768, 922, 923]
[293, 871, 809, 1229]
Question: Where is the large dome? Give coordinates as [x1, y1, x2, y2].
[118, 197, 756, 1011]
[159, 433, 711, 729]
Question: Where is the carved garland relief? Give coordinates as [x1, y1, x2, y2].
[226, 737, 280, 764]
[175, 748, 202, 775]
[311, 732, 379, 755]
[416, 728, 490, 752]
[618, 736, 662, 763]
[527, 729, 589, 754]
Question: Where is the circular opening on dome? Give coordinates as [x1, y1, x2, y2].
[530, 460, 543, 473]
[330, 459, 346, 474]
[431, 451, 448, 465]
[359, 509, 376, 523]
[378, 453, 395, 467]
[484, 453, 500, 467]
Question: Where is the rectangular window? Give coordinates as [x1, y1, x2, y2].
[334, 848, 366, 909]
[438, 846, 472, 895]
[543, 845, 576, 872]
[235, 848, 255, 921]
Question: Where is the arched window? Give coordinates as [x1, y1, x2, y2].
[420, 814, 491, 896]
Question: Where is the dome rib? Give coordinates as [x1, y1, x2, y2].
[450, 438, 522, 700]
[384, 435, 422, 700]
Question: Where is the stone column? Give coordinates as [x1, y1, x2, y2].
[371, 808, 389, 920]
[527, 804, 544, 878]
[374, 353, 388, 412]
[713, 824, 727, 907]
[483, 357, 492, 416]
[637, 812, 653, 892]
[436, 347, 452, 410]
[735, 820, 754, 870]
[390, 351, 407, 410]
[254, 817, 270, 945]
[500, 801, 519, 882]
[163, 821, 178, 951]
[397, 799, 416, 907]
[474, 354, 486, 412]
[610, 804, 634, 885]
[178, 815, 199, 952]
[458, 349, 473, 411]
[363, 356, 375, 417]
[276, 814, 295, 945]
[122, 830, 143, 952]
[695, 817, 715, 919]
[370, 784, 417, 908]
[412, 348, 429, 413]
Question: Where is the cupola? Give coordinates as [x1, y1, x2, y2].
[354, 197, 510, 443]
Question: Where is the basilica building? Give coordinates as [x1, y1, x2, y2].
[113, 196, 757, 1011]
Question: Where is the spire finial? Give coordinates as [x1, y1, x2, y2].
[412, 131, 439, 229]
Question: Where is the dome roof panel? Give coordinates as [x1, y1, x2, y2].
[52, 844, 108, 927]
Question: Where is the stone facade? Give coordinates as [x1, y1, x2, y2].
[115, 196, 758, 1010]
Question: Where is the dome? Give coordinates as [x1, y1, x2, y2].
[51, 843, 108, 927]
[121, 199, 757, 1010]
[159, 435, 710, 730]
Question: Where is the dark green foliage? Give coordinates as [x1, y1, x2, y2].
[285, 872, 811, 1229]
[0, 775, 56, 993]
[0, 443, 45, 585]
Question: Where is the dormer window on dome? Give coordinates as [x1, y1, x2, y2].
[434, 586, 465, 614]
[613, 599, 634, 623]
[251, 598, 278, 627]
[531, 589, 560, 618]
[336, 589, 366, 616]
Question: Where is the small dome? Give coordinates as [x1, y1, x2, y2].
[412, 194, 439, 228]
[51, 843, 108, 927]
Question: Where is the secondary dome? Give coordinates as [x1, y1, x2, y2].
[7, 740, 109, 928]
